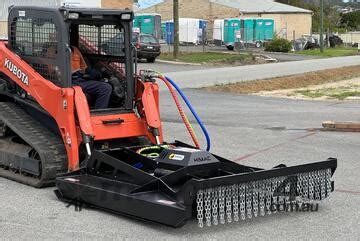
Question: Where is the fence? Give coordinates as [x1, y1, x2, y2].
[339, 32, 360, 45]
[161, 19, 207, 45]
[159, 20, 212, 53]
[159, 28, 212, 54]
[159, 22, 277, 54]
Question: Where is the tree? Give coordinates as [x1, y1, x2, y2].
[309, 4, 341, 32]
[341, 11, 360, 31]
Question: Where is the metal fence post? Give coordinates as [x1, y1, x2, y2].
[202, 20, 205, 53]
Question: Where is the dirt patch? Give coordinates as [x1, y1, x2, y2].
[258, 78, 360, 100]
[206, 65, 360, 94]
[208, 56, 267, 66]
[160, 52, 266, 66]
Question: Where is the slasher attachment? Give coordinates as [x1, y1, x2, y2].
[55, 143, 336, 228]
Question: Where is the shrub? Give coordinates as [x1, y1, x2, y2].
[265, 38, 292, 53]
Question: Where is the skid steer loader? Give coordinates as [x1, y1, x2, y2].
[0, 6, 336, 228]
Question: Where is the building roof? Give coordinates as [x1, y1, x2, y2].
[211, 0, 312, 14]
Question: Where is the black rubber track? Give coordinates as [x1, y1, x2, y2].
[0, 102, 67, 188]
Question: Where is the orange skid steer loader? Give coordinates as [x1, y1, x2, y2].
[0, 6, 336, 228]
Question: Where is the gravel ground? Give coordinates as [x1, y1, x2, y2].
[1, 89, 359, 240]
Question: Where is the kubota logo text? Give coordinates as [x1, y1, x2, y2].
[4, 58, 29, 86]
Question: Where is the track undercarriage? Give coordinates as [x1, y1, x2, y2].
[0, 102, 67, 187]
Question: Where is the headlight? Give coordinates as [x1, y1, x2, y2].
[68, 13, 79, 19]
[121, 14, 132, 20]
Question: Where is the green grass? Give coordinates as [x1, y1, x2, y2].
[297, 47, 359, 57]
[297, 87, 360, 100]
[159, 52, 254, 64]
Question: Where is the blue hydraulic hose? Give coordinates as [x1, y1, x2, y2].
[164, 76, 211, 151]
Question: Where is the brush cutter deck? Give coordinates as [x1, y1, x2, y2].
[55, 142, 337, 228]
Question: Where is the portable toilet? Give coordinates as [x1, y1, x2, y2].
[134, 14, 162, 39]
[161, 22, 166, 40]
[198, 19, 207, 44]
[165, 21, 174, 44]
[213, 19, 224, 46]
[224, 18, 241, 50]
[199, 19, 207, 30]
[263, 18, 275, 41]
[254, 18, 274, 47]
[241, 18, 255, 44]
[254, 18, 265, 43]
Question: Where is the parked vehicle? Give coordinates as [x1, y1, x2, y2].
[102, 33, 161, 63]
[133, 33, 161, 63]
[293, 35, 319, 51]
[328, 34, 343, 48]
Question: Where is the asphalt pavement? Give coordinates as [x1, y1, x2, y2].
[164, 55, 360, 88]
[1, 89, 359, 240]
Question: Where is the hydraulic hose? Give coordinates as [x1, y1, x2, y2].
[157, 75, 201, 149]
[160, 75, 211, 151]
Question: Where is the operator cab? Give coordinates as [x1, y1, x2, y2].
[8, 6, 135, 111]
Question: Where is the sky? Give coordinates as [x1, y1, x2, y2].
[136, 0, 163, 8]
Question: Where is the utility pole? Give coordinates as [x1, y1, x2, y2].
[173, 0, 179, 59]
[320, 0, 324, 53]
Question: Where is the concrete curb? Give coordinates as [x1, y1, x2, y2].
[156, 59, 202, 66]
